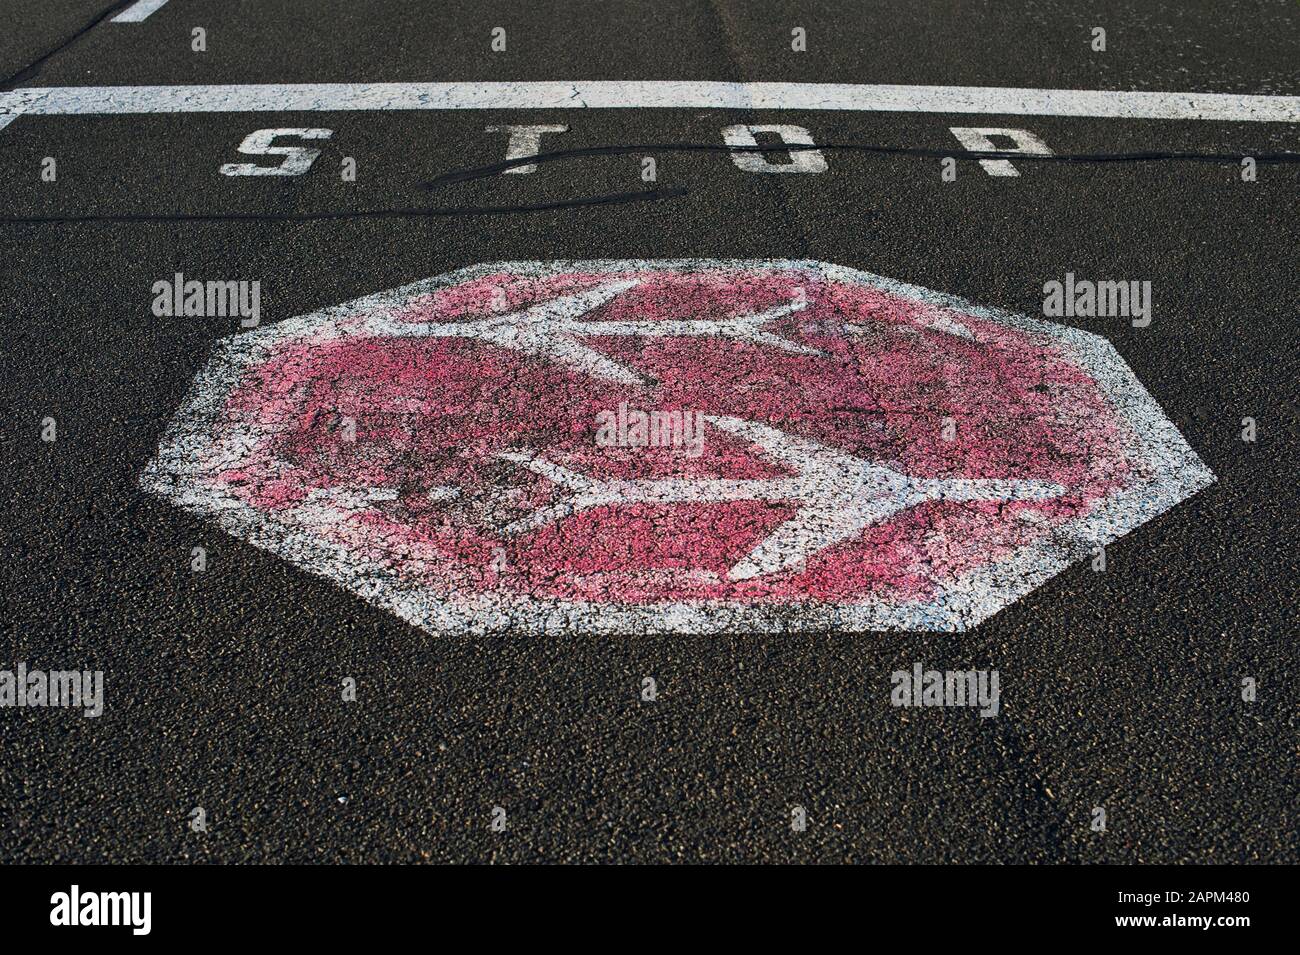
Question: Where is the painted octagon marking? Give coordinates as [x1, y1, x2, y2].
[141, 260, 1214, 633]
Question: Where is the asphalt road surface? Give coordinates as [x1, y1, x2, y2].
[1, 0, 1296, 864]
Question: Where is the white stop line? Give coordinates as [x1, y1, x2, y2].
[110, 0, 171, 23]
[1, 82, 1298, 134]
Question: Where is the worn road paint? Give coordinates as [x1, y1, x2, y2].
[948, 127, 1054, 177]
[218, 127, 333, 177]
[110, 0, 171, 23]
[722, 124, 829, 173]
[485, 124, 569, 174]
[141, 260, 1214, 634]
[2, 82, 1297, 124]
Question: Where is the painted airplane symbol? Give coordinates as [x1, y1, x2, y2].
[500, 416, 1066, 581]
[360, 279, 821, 385]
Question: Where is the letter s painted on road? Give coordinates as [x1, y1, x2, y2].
[219, 128, 333, 177]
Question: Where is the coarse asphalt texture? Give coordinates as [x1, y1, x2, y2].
[0, 0, 1296, 863]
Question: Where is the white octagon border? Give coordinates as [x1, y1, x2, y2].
[140, 259, 1216, 633]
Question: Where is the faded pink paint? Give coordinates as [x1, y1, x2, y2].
[209, 266, 1136, 606]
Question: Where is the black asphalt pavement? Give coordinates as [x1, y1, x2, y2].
[0, 0, 1296, 863]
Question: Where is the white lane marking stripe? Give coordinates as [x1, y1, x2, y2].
[110, 0, 171, 22]
[1, 82, 1297, 122]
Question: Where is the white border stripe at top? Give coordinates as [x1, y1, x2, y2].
[110, 0, 171, 23]
[0, 81, 1298, 122]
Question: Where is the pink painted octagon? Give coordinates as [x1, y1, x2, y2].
[142, 260, 1213, 633]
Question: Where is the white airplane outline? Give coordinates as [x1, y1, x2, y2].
[499, 416, 1066, 581]
[357, 279, 821, 385]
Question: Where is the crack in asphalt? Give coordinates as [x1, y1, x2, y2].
[0, 187, 689, 225]
[0, 0, 138, 91]
[424, 141, 1300, 187]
